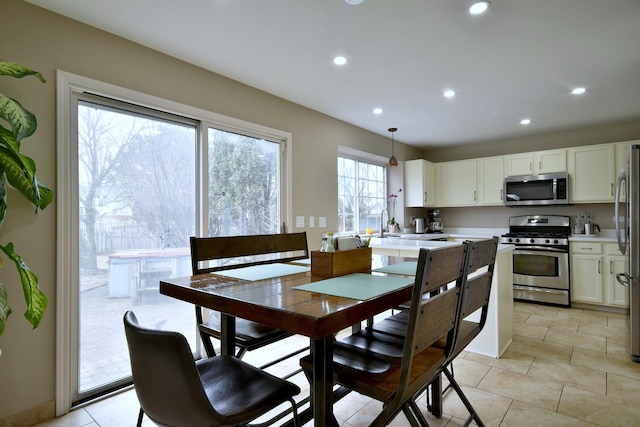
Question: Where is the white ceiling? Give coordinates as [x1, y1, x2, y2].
[27, 0, 640, 149]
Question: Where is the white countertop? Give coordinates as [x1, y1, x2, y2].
[568, 229, 618, 243]
[371, 226, 620, 244]
[369, 234, 514, 253]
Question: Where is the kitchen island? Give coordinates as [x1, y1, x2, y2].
[369, 235, 514, 358]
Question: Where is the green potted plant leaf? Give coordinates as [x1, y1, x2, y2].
[0, 60, 54, 336]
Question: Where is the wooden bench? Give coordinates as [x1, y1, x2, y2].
[190, 232, 309, 362]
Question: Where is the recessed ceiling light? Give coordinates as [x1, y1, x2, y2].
[443, 90, 456, 98]
[469, 1, 490, 15]
[333, 56, 347, 66]
[345, 0, 364, 4]
[520, 119, 531, 125]
[572, 87, 586, 95]
[373, 108, 383, 115]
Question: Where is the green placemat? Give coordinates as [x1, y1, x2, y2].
[289, 258, 311, 265]
[213, 263, 310, 281]
[372, 261, 418, 276]
[294, 273, 413, 301]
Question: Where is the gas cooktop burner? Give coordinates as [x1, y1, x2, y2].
[500, 235, 569, 246]
[502, 232, 569, 238]
[501, 214, 571, 247]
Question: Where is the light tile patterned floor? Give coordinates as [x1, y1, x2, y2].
[36, 302, 640, 427]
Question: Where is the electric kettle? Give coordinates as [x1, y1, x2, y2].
[414, 218, 425, 234]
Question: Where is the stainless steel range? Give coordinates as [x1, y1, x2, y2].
[500, 215, 571, 307]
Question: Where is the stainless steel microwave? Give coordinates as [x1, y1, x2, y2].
[504, 173, 569, 206]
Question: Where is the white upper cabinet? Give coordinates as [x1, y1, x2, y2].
[504, 149, 566, 176]
[567, 144, 616, 203]
[536, 149, 567, 174]
[615, 139, 639, 175]
[439, 159, 478, 206]
[504, 153, 534, 176]
[404, 159, 438, 207]
[403, 140, 632, 208]
[478, 156, 505, 205]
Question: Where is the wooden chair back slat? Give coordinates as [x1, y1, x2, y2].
[456, 237, 498, 327]
[190, 232, 309, 274]
[460, 272, 492, 317]
[419, 245, 467, 293]
[468, 240, 498, 271]
[414, 288, 459, 354]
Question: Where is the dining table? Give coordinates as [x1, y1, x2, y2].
[159, 252, 444, 426]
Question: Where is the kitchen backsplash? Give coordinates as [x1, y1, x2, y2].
[406, 203, 615, 230]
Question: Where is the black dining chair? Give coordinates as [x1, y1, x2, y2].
[123, 310, 301, 427]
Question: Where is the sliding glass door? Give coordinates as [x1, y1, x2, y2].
[58, 72, 291, 411]
[75, 96, 197, 399]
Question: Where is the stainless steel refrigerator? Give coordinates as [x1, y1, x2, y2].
[615, 143, 640, 362]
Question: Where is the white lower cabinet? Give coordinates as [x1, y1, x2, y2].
[605, 244, 629, 307]
[570, 242, 629, 308]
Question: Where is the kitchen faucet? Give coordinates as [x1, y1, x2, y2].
[380, 208, 388, 237]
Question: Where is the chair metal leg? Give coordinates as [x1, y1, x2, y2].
[196, 306, 217, 358]
[404, 398, 429, 426]
[236, 346, 248, 359]
[402, 404, 424, 427]
[442, 367, 485, 427]
[199, 329, 217, 358]
[136, 407, 144, 427]
[288, 398, 300, 427]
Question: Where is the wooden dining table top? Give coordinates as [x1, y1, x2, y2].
[159, 254, 416, 340]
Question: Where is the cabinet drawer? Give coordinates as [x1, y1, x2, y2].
[605, 243, 623, 256]
[571, 242, 602, 254]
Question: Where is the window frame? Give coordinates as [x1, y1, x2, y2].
[337, 147, 389, 235]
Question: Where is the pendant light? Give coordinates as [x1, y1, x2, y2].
[388, 127, 398, 167]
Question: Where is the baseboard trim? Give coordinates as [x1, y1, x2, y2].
[0, 401, 55, 427]
[571, 302, 629, 315]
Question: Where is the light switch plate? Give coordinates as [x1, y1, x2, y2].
[309, 216, 315, 228]
[296, 216, 305, 228]
[319, 217, 327, 228]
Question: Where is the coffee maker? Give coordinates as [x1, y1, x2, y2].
[427, 209, 443, 233]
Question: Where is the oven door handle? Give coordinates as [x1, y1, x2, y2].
[513, 246, 567, 253]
